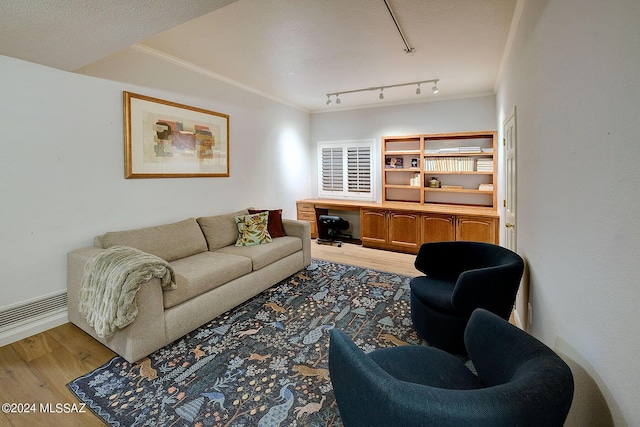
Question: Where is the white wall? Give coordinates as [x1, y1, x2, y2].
[0, 55, 310, 325]
[496, 0, 640, 425]
[311, 95, 497, 202]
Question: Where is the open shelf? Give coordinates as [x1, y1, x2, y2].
[424, 188, 493, 194]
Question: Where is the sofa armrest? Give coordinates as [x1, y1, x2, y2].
[282, 219, 311, 267]
[67, 247, 168, 362]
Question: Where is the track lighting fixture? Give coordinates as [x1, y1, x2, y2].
[325, 78, 439, 106]
[383, 0, 414, 54]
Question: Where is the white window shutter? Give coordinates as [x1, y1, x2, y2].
[318, 140, 375, 200]
[347, 146, 371, 194]
[321, 146, 344, 193]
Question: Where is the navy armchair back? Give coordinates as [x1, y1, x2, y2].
[328, 309, 574, 427]
[410, 241, 524, 353]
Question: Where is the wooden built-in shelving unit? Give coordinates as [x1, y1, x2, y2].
[382, 131, 498, 209]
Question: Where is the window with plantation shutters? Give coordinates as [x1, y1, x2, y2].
[347, 146, 371, 193]
[318, 140, 375, 200]
[321, 146, 343, 192]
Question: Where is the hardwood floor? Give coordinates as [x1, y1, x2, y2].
[0, 243, 419, 426]
[0, 322, 115, 427]
[311, 241, 420, 277]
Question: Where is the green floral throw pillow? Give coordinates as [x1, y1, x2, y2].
[235, 211, 273, 246]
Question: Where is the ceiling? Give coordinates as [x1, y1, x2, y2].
[0, 0, 518, 112]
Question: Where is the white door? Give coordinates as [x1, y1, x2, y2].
[504, 108, 517, 250]
[504, 107, 527, 328]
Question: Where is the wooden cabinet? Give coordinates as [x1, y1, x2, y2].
[361, 208, 498, 251]
[297, 199, 499, 254]
[296, 202, 318, 238]
[379, 130, 499, 249]
[421, 213, 455, 243]
[360, 209, 387, 245]
[456, 215, 498, 244]
[383, 131, 498, 209]
[420, 213, 498, 244]
[361, 209, 421, 253]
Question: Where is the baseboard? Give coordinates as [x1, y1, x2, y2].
[0, 310, 68, 347]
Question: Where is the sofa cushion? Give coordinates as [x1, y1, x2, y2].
[216, 236, 302, 271]
[100, 218, 207, 262]
[164, 251, 252, 309]
[235, 211, 272, 246]
[197, 209, 249, 251]
[248, 209, 286, 238]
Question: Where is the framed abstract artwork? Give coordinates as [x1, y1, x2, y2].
[124, 91, 229, 178]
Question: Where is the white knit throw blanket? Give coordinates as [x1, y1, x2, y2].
[78, 245, 176, 338]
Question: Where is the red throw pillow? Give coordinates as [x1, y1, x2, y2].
[248, 209, 286, 238]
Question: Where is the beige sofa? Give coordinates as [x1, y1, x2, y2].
[67, 209, 311, 362]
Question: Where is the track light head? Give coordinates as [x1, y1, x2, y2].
[379, 89, 384, 100]
[432, 82, 439, 94]
[416, 84, 421, 95]
[326, 95, 332, 106]
[336, 94, 341, 104]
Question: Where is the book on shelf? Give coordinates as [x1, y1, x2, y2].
[481, 147, 494, 153]
[478, 183, 494, 191]
[424, 156, 475, 172]
[438, 147, 461, 154]
[476, 158, 494, 172]
[386, 149, 420, 154]
[459, 146, 482, 153]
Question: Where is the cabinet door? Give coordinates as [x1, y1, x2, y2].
[456, 216, 498, 244]
[388, 211, 421, 250]
[360, 209, 388, 244]
[421, 213, 455, 243]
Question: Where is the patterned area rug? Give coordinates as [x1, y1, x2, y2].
[68, 259, 423, 427]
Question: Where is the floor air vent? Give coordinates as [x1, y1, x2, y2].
[0, 291, 67, 332]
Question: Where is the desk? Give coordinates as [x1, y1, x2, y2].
[296, 199, 363, 241]
[297, 199, 500, 253]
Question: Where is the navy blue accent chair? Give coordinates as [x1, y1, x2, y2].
[328, 309, 574, 427]
[410, 241, 525, 354]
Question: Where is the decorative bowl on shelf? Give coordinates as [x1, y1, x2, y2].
[428, 177, 441, 188]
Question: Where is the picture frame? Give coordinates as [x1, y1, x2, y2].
[123, 91, 229, 178]
[385, 157, 404, 169]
